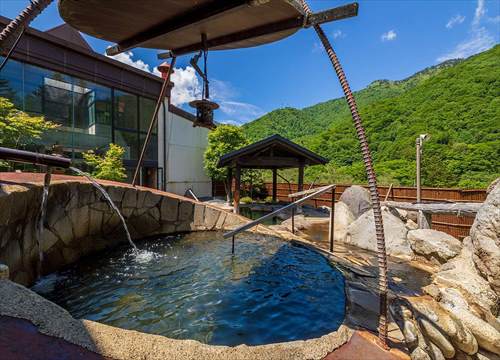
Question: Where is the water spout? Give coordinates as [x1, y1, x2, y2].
[70, 167, 137, 251]
[36, 168, 52, 277]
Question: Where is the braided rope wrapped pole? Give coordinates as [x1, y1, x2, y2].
[300, 0, 389, 348]
[0, 0, 53, 52]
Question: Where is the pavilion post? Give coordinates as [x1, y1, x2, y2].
[227, 167, 233, 204]
[297, 162, 304, 192]
[233, 164, 241, 214]
[272, 168, 277, 202]
[329, 186, 336, 252]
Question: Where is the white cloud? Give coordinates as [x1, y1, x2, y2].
[170, 66, 202, 106]
[105, 49, 202, 106]
[218, 101, 265, 124]
[312, 41, 323, 53]
[332, 30, 345, 39]
[210, 80, 265, 124]
[446, 14, 466, 29]
[437, 27, 495, 62]
[381, 30, 397, 42]
[488, 15, 500, 23]
[437, 0, 497, 62]
[473, 0, 486, 27]
[106, 50, 155, 73]
[105, 48, 263, 124]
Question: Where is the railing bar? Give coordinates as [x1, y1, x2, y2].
[223, 184, 335, 239]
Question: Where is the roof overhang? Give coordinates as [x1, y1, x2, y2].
[217, 134, 328, 169]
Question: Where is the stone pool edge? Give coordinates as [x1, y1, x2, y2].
[0, 254, 353, 360]
[0, 176, 355, 360]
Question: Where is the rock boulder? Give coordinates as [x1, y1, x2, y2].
[339, 185, 372, 219]
[470, 178, 500, 294]
[408, 229, 462, 264]
[346, 207, 412, 258]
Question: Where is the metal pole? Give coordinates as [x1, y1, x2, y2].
[291, 197, 295, 234]
[232, 235, 235, 254]
[300, 0, 389, 348]
[329, 186, 335, 252]
[416, 137, 424, 228]
[0, 146, 71, 168]
[0, 28, 25, 72]
[132, 56, 176, 187]
[224, 185, 334, 239]
[416, 137, 421, 203]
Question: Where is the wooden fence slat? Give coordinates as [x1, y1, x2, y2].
[213, 181, 486, 240]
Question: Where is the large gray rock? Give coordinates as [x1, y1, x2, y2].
[346, 207, 412, 258]
[408, 229, 462, 264]
[434, 237, 498, 314]
[470, 178, 500, 294]
[339, 185, 372, 219]
[333, 201, 355, 241]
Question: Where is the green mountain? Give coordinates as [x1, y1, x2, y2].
[242, 46, 499, 188]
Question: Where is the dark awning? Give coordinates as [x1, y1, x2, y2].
[58, 1, 358, 57]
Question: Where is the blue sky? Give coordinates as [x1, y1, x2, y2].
[1, 0, 499, 124]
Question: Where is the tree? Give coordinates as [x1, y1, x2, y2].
[0, 96, 57, 148]
[83, 143, 127, 181]
[204, 124, 248, 202]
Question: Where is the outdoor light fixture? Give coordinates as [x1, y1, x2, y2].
[189, 99, 219, 129]
[188, 34, 218, 130]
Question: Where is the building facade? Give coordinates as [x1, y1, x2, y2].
[0, 18, 211, 196]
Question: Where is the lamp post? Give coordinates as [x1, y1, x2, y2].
[416, 134, 429, 227]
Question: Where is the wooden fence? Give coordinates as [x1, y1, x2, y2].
[213, 182, 487, 240]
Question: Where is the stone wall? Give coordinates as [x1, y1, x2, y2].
[0, 180, 250, 286]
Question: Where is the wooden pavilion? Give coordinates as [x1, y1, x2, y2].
[217, 134, 328, 214]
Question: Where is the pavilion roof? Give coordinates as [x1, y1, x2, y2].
[217, 134, 328, 169]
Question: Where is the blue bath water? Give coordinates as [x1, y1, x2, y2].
[33, 232, 345, 346]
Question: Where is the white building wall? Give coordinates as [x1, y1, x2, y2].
[158, 101, 212, 197]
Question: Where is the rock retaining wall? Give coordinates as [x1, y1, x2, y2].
[0, 180, 251, 286]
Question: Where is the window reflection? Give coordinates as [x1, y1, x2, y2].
[0, 59, 159, 183]
[114, 90, 138, 130]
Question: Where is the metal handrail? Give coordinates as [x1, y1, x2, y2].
[185, 188, 199, 202]
[224, 184, 335, 253]
[0, 146, 71, 168]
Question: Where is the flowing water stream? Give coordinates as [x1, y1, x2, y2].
[36, 169, 52, 277]
[70, 167, 138, 251]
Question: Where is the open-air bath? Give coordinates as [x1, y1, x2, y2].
[1, 0, 499, 359]
[32, 231, 346, 346]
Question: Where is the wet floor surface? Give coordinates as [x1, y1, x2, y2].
[324, 331, 409, 360]
[0, 315, 111, 360]
[0, 315, 408, 360]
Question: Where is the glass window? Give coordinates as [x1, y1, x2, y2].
[72, 79, 112, 157]
[0, 57, 23, 108]
[139, 97, 157, 134]
[114, 90, 138, 130]
[140, 133, 158, 161]
[23, 64, 75, 152]
[114, 129, 138, 160]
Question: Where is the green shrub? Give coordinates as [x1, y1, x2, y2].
[83, 143, 127, 181]
[240, 196, 253, 204]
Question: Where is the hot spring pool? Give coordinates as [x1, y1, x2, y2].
[33, 232, 345, 346]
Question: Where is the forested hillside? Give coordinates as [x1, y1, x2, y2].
[242, 46, 499, 188]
